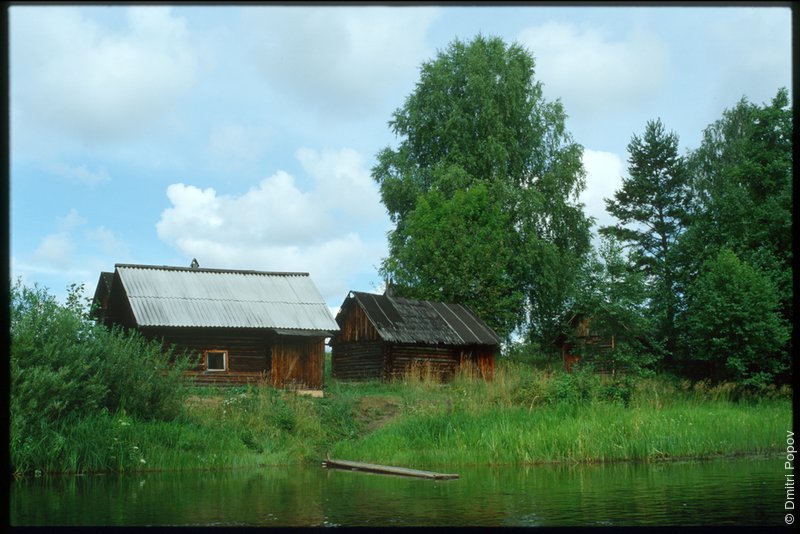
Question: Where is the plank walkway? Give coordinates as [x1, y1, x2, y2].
[321, 458, 459, 480]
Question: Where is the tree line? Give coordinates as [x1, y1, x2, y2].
[372, 35, 791, 389]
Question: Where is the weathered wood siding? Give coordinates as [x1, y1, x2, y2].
[459, 346, 496, 381]
[386, 344, 459, 381]
[337, 301, 381, 342]
[141, 327, 270, 372]
[331, 341, 384, 380]
[332, 298, 497, 383]
[140, 327, 324, 388]
[331, 299, 384, 380]
[271, 336, 324, 390]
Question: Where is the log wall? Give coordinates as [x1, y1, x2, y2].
[140, 327, 324, 388]
[331, 341, 384, 380]
[386, 344, 459, 381]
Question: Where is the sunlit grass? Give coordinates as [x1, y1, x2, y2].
[12, 356, 792, 476]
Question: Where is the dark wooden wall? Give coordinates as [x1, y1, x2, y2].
[458, 345, 496, 381]
[331, 341, 385, 380]
[272, 336, 324, 390]
[336, 301, 380, 342]
[140, 327, 324, 389]
[331, 300, 497, 383]
[331, 299, 385, 380]
[386, 344, 459, 381]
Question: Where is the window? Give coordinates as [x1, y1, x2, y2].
[205, 350, 228, 372]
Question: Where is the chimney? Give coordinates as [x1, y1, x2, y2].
[384, 277, 394, 297]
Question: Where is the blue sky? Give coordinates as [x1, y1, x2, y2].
[9, 5, 792, 314]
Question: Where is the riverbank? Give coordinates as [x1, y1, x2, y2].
[11, 359, 792, 476]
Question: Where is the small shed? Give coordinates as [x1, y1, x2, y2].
[92, 263, 339, 389]
[330, 291, 500, 382]
[558, 312, 616, 372]
[555, 305, 640, 374]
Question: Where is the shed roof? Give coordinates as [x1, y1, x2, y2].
[339, 291, 501, 346]
[104, 263, 339, 334]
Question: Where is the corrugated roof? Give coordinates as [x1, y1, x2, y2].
[113, 264, 339, 332]
[342, 291, 501, 346]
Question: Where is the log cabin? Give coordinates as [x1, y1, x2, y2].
[330, 291, 500, 382]
[557, 312, 616, 373]
[91, 263, 339, 390]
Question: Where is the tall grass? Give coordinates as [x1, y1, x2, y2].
[10, 285, 792, 476]
[327, 362, 792, 467]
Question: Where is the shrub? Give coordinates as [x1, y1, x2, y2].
[10, 281, 191, 474]
[679, 249, 790, 388]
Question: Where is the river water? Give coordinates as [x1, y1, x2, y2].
[10, 456, 788, 527]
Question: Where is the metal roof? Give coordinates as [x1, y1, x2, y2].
[341, 291, 501, 346]
[112, 264, 339, 333]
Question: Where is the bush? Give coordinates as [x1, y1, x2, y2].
[679, 249, 790, 388]
[10, 281, 191, 474]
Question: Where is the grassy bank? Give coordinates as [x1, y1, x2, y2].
[12, 358, 791, 476]
[325, 362, 791, 467]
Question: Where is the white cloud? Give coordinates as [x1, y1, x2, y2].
[517, 22, 670, 117]
[156, 147, 389, 304]
[57, 208, 89, 232]
[296, 147, 385, 224]
[43, 162, 110, 186]
[25, 210, 130, 285]
[86, 226, 131, 258]
[11, 6, 196, 144]
[581, 149, 625, 234]
[208, 123, 269, 171]
[245, 6, 439, 116]
[708, 9, 792, 106]
[33, 233, 76, 269]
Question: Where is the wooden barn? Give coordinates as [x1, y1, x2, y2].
[330, 291, 500, 382]
[91, 263, 339, 390]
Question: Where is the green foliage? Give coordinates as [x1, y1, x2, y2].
[679, 249, 790, 388]
[374, 34, 591, 342]
[384, 183, 525, 337]
[683, 88, 792, 323]
[571, 235, 659, 374]
[600, 119, 690, 357]
[10, 281, 191, 475]
[545, 367, 601, 405]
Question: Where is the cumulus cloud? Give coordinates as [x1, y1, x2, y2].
[517, 22, 670, 117]
[156, 147, 389, 303]
[580, 149, 625, 234]
[10, 6, 196, 144]
[245, 6, 439, 116]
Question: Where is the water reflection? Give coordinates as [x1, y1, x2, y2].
[10, 456, 784, 526]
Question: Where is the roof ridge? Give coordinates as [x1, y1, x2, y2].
[115, 263, 309, 276]
[125, 295, 327, 304]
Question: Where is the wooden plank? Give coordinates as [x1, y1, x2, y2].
[321, 458, 459, 480]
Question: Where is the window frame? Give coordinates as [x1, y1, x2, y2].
[204, 350, 229, 372]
